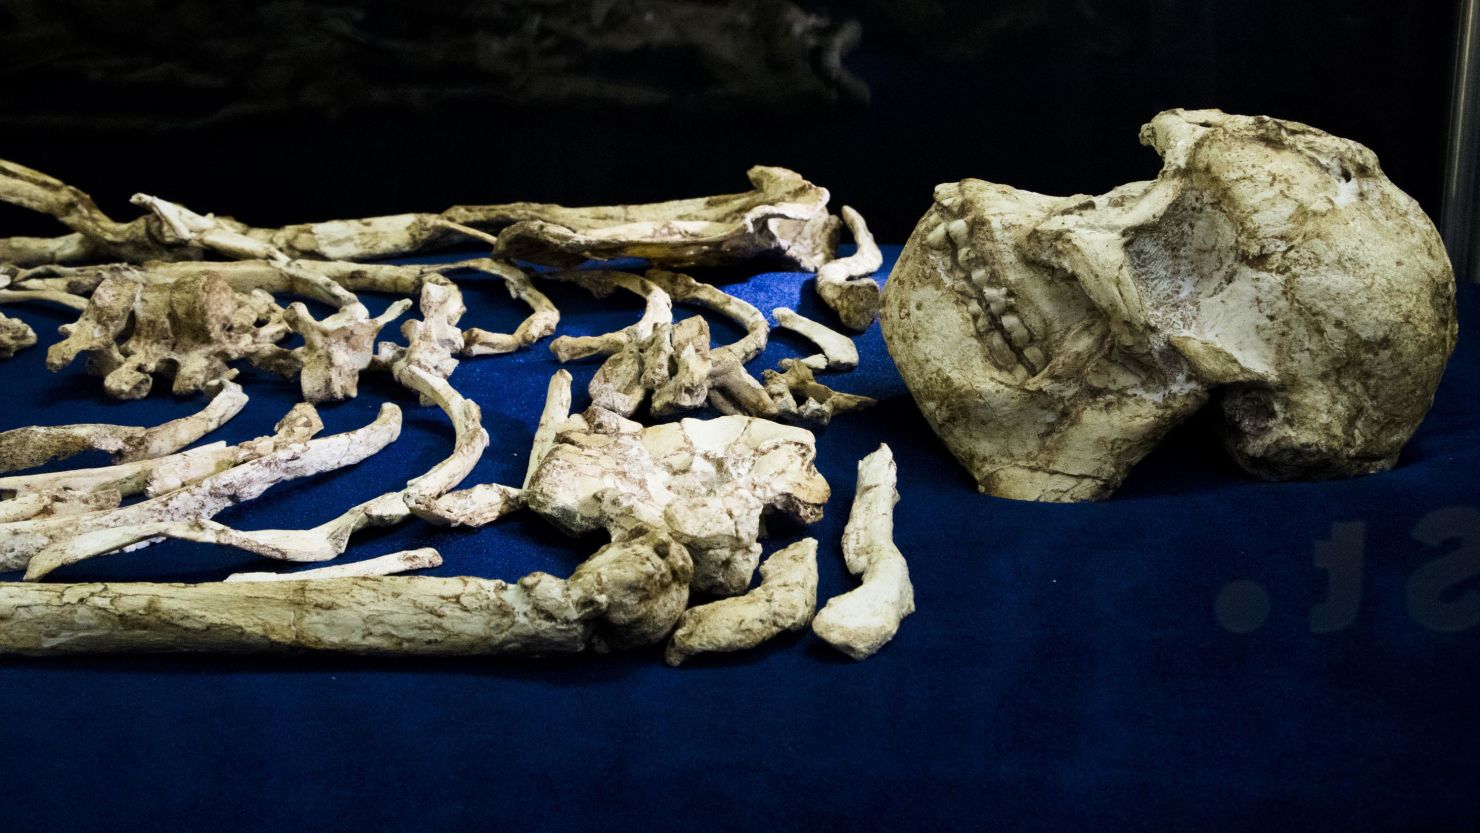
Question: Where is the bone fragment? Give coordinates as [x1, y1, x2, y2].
[0, 488, 122, 523]
[46, 271, 292, 399]
[771, 307, 859, 371]
[284, 301, 412, 402]
[812, 444, 914, 659]
[2, 159, 836, 270]
[0, 311, 36, 359]
[524, 410, 829, 596]
[664, 538, 818, 666]
[226, 548, 443, 583]
[449, 166, 840, 270]
[526, 370, 573, 488]
[763, 360, 876, 426]
[0, 527, 690, 657]
[11, 403, 400, 578]
[814, 206, 883, 331]
[0, 378, 247, 473]
[547, 271, 672, 361]
[459, 260, 559, 356]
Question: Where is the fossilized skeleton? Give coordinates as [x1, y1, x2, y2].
[0, 155, 893, 663]
[883, 109, 1458, 502]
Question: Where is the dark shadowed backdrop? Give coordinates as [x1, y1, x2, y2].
[0, 0, 1461, 243]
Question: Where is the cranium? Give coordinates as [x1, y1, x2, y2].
[882, 109, 1458, 502]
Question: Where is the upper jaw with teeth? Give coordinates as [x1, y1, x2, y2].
[884, 178, 1206, 502]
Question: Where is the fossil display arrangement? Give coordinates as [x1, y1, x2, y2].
[0, 107, 1458, 661]
[0, 158, 912, 663]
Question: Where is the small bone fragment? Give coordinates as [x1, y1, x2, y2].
[664, 538, 819, 666]
[763, 360, 876, 426]
[409, 483, 524, 528]
[0, 528, 691, 657]
[385, 276, 467, 383]
[815, 206, 884, 331]
[524, 411, 829, 595]
[225, 548, 443, 582]
[526, 370, 573, 488]
[459, 261, 559, 356]
[0, 311, 36, 359]
[651, 317, 713, 416]
[12, 403, 401, 578]
[771, 307, 859, 371]
[812, 444, 914, 660]
[0, 378, 247, 472]
[547, 271, 673, 361]
[284, 301, 412, 402]
[644, 269, 768, 366]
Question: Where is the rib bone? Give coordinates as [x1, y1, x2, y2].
[0, 377, 247, 472]
[226, 548, 443, 583]
[11, 403, 401, 578]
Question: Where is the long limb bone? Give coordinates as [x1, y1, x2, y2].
[664, 538, 818, 666]
[812, 444, 914, 659]
[225, 548, 443, 583]
[814, 206, 884, 331]
[0, 378, 247, 473]
[3, 160, 836, 270]
[772, 307, 859, 371]
[0, 527, 691, 657]
[448, 166, 840, 270]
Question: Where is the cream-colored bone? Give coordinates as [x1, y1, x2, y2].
[664, 538, 818, 666]
[0, 528, 691, 657]
[815, 206, 884, 331]
[225, 548, 443, 582]
[771, 307, 858, 371]
[0, 377, 247, 472]
[813, 444, 914, 659]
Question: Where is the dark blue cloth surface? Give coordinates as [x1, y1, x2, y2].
[0, 247, 1476, 831]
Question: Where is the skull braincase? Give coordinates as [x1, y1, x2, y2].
[882, 109, 1457, 502]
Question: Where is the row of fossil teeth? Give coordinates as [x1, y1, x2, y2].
[922, 198, 1047, 382]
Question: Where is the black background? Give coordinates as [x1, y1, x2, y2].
[0, 0, 1461, 243]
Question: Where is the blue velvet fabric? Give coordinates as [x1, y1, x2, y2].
[0, 247, 1476, 831]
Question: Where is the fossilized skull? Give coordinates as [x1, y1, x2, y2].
[882, 109, 1458, 502]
